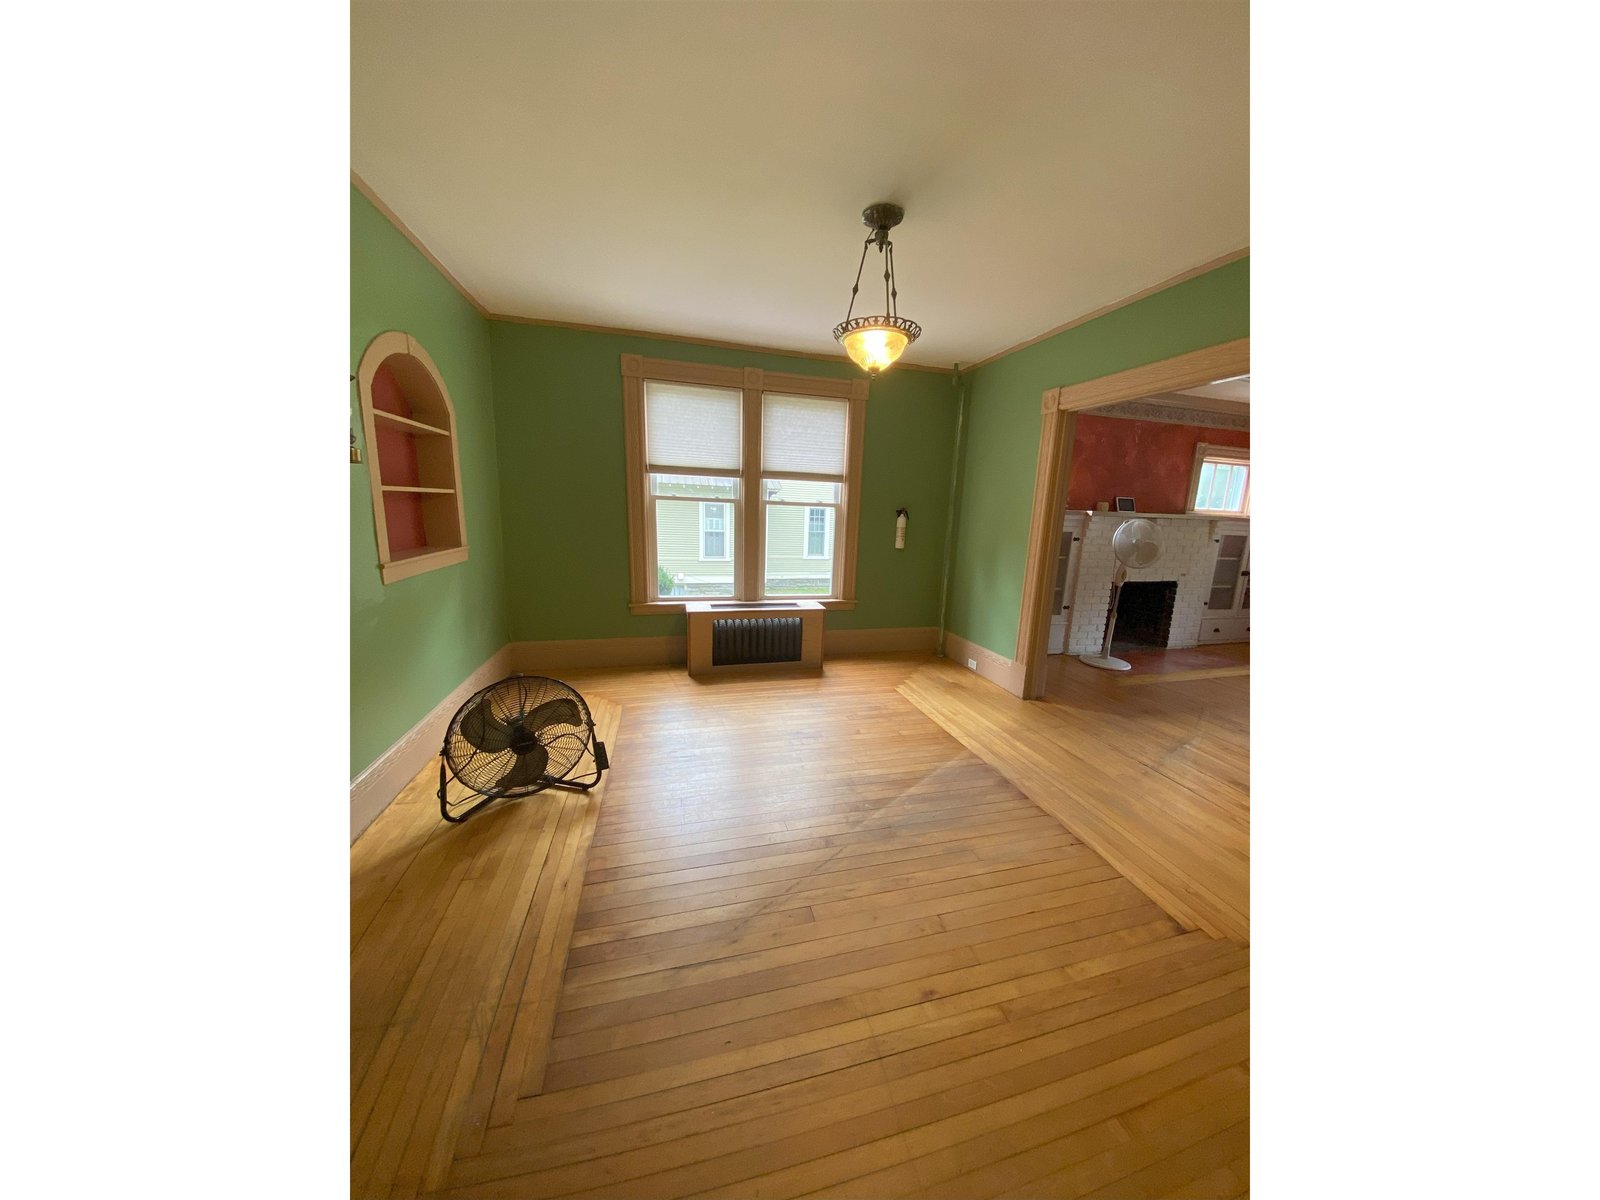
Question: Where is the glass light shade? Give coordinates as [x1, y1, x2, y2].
[841, 325, 907, 374]
[833, 316, 921, 376]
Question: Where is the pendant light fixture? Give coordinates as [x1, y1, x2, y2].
[833, 202, 921, 376]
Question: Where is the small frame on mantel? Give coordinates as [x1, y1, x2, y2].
[1114, 496, 1136, 512]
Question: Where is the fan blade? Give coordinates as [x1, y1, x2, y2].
[525, 697, 582, 732]
[494, 742, 550, 792]
[461, 697, 515, 753]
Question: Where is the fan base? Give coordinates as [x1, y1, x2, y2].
[1078, 654, 1132, 672]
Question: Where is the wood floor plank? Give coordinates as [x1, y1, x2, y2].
[601, 993, 1246, 1200]
[350, 699, 622, 1200]
[440, 800, 570, 1161]
[533, 937, 1239, 1130]
[562, 856, 1115, 985]
[997, 1082, 1248, 1198]
[899, 655, 1250, 942]
[556, 873, 1144, 1017]
[549, 900, 1173, 1055]
[513, 784, 620, 1101]
[352, 653, 1248, 1199]
[567, 842, 1080, 944]
[838, 1028, 1252, 1198]
[502, 924, 1205, 1141]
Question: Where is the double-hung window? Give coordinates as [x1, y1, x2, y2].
[621, 355, 867, 610]
[762, 392, 846, 596]
[1187, 443, 1251, 516]
[641, 379, 742, 597]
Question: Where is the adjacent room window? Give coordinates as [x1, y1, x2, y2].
[621, 355, 867, 609]
[1187, 444, 1251, 516]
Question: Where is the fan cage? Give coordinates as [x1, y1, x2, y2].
[1112, 519, 1162, 569]
[437, 674, 606, 822]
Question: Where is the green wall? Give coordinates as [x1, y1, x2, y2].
[352, 182, 1243, 778]
[350, 188, 509, 778]
[487, 322, 958, 641]
[944, 258, 1250, 660]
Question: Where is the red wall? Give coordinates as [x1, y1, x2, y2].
[370, 363, 429, 553]
[1065, 414, 1248, 514]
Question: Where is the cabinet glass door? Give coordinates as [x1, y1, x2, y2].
[1050, 530, 1072, 613]
[1209, 533, 1247, 611]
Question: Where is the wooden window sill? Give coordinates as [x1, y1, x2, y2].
[630, 598, 856, 615]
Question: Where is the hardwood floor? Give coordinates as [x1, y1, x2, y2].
[900, 649, 1249, 943]
[352, 653, 1248, 1199]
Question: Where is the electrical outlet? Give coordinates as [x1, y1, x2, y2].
[967, 658, 977, 670]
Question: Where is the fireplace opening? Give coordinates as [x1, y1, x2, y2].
[1112, 580, 1178, 652]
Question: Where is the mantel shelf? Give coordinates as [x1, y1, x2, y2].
[372, 409, 449, 436]
[1077, 511, 1248, 522]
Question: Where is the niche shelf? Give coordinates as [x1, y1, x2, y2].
[355, 331, 469, 584]
[372, 409, 450, 437]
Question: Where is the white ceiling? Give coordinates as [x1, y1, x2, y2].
[1177, 377, 1251, 403]
[352, 1, 1248, 368]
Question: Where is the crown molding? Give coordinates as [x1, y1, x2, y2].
[352, 171, 952, 374]
[352, 171, 490, 317]
[353, 172, 1239, 381]
[963, 247, 1251, 373]
[489, 309, 952, 374]
[354, 172, 1240, 381]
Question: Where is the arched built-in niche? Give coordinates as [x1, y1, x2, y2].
[356, 331, 469, 584]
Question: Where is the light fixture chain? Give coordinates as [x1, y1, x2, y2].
[843, 236, 872, 323]
[882, 239, 892, 315]
[887, 241, 898, 317]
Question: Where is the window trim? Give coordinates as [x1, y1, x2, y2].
[699, 501, 732, 561]
[1186, 442, 1252, 516]
[621, 354, 866, 613]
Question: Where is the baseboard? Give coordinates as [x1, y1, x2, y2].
[824, 625, 939, 655]
[349, 645, 513, 843]
[509, 626, 940, 672]
[509, 635, 688, 672]
[939, 631, 1026, 697]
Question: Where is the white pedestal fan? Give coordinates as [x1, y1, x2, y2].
[1079, 518, 1163, 672]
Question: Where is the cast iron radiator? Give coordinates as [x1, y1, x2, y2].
[711, 615, 804, 666]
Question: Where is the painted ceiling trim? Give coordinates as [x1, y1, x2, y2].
[354, 172, 1244, 379]
[355, 173, 489, 318]
[960, 246, 1251, 373]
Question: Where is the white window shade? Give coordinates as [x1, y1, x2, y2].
[762, 393, 848, 479]
[645, 380, 742, 475]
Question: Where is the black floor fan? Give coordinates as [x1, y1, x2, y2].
[437, 675, 609, 822]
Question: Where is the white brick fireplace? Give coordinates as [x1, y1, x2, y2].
[1065, 514, 1220, 655]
